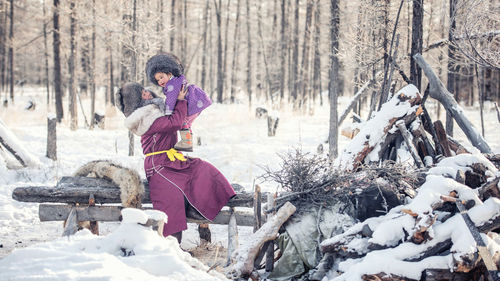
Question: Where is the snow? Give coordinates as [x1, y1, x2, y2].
[334, 84, 421, 170]
[0, 86, 499, 280]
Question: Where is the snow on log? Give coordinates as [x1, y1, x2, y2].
[334, 84, 421, 171]
[414, 54, 492, 154]
[225, 201, 296, 279]
[0, 117, 41, 168]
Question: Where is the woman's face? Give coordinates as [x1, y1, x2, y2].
[154, 72, 172, 88]
[141, 89, 153, 100]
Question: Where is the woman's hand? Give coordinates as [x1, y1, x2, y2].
[177, 85, 188, 100]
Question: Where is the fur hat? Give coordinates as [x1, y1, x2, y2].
[116, 82, 143, 117]
[145, 53, 184, 86]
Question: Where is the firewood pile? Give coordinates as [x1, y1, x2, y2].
[225, 81, 499, 281]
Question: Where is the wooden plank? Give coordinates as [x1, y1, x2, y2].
[13, 176, 257, 208]
[39, 204, 257, 226]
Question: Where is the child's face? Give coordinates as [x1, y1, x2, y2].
[154, 72, 172, 88]
[141, 89, 153, 100]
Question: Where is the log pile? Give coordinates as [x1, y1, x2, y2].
[318, 153, 500, 280]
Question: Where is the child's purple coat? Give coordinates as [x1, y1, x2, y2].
[141, 100, 235, 237]
[163, 75, 212, 116]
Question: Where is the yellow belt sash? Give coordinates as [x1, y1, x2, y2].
[145, 148, 187, 162]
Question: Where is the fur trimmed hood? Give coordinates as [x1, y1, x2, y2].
[124, 104, 164, 136]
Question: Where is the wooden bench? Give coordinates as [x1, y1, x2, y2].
[12, 176, 266, 238]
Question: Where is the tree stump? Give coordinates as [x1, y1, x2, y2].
[46, 116, 57, 160]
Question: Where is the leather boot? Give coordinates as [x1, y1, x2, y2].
[171, 231, 182, 244]
[174, 129, 193, 152]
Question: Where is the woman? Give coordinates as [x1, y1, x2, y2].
[116, 82, 236, 243]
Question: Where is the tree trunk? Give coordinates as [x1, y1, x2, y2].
[410, 0, 423, 91]
[246, 0, 253, 106]
[446, 0, 456, 136]
[8, 0, 14, 104]
[89, 0, 97, 129]
[475, 65, 485, 137]
[291, 0, 299, 106]
[53, 0, 63, 122]
[300, 0, 314, 111]
[200, 1, 209, 90]
[46, 116, 57, 160]
[279, 0, 287, 104]
[312, 0, 322, 105]
[230, 0, 241, 103]
[214, 0, 223, 103]
[170, 0, 176, 51]
[222, 0, 231, 99]
[328, 0, 340, 160]
[68, 1, 78, 131]
[0, 1, 5, 96]
[42, 0, 50, 108]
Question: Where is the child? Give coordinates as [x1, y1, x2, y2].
[145, 53, 212, 152]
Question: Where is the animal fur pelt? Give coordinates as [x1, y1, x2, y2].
[74, 160, 144, 208]
[124, 104, 164, 136]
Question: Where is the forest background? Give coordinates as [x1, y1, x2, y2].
[0, 0, 498, 157]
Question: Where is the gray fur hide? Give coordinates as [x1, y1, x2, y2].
[74, 160, 144, 208]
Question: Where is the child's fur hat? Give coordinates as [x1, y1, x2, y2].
[145, 53, 184, 86]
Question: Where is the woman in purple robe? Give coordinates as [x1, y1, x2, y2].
[116, 82, 235, 243]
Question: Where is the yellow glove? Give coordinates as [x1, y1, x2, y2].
[166, 148, 187, 162]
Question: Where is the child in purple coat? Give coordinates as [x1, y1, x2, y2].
[145, 53, 212, 152]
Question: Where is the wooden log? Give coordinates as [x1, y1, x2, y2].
[478, 178, 500, 201]
[423, 269, 473, 281]
[253, 185, 262, 232]
[396, 120, 424, 168]
[225, 201, 296, 280]
[62, 207, 78, 236]
[12, 176, 256, 207]
[88, 194, 99, 235]
[338, 79, 373, 126]
[433, 120, 452, 157]
[265, 193, 276, 273]
[447, 136, 470, 155]
[362, 272, 417, 281]
[227, 207, 238, 266]
[414, 54, 492, 153]
[39, 204, 257, 226]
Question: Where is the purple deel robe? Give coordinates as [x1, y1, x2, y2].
[163, 75, 212, 116]
[141, 100, 235, 236]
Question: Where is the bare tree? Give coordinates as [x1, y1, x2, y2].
[68, 1, 77, 130]
[0, 0, 5, 97]
[291, 0, 299, 106]
[53, 0, 64, 122]
[42, 0, 50, 108]
[246, 0, 253, 106]
[8, 0, 14, 103]
[410, 0, 423, 91]
[230, 0, 242, 103]
[201, 1, 209, 90]
[446, 0, 457, 135]
[279, 0, 287, 104]
[299, 0, 314, 111]
[328, 0, 340, 160]
[214, 0, 223, 103]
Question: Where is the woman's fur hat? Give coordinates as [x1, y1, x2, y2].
[116, 82, 143, 117]
[145, 53, 184, 86]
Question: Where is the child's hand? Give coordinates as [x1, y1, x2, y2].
[177, 85, 188, 100]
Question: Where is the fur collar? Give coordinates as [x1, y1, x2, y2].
[124, 104, 164, 136]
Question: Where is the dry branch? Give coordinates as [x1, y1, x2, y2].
[225, 201, 296, 279]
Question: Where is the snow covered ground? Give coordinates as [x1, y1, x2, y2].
[0, 86, 499, 280]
